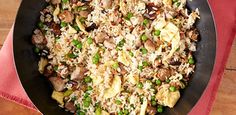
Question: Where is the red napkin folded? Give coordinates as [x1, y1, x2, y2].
[0, 0, 235, 114]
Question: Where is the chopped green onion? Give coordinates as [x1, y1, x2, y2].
[140, 34, 148, 41]
[151, 100, 157, 106]
[95, 107, 102, 115]
[84, 76, 92, 83]
[73, 25, 80, 31]
[125, 12, 133, 20]
[137, 82, 143, 89]
[142, 61, 149, 67]
[165, 79, 170, 83]
[118, 111, 123, 115]
[140, 48, 148, 54]
[83, 100, 90, 107]
[62, 0, 68, 3]
[77, 111, 85, 115]
[38, 21, 44, 28]
[176, 2, 181, 7]
[129, 51, 134, 57]
[169, 86, 176, 92]
[92, 53, 100, 64]
[60, 22, 67, 27]
[112, 62, 119, 69]
[87, 37, 93, 44]
[64, 90, 73, 97]
[68, 53, 78, 58]
[138, 65, 143, 71]
[117, 39, 126, 47]
[84, 93, 89, 98]
[151, 96, 155, 100]
[172, 0, 178, 3]
[143, 19, 149, 26]
[85, 96, 91, 102]
[115, 100, 122, 105]
[80, 17, 86, 23]
[154, 30, 161, 36]
[123, 109, 129, 115]
[87, 86, 93, 91]
[155, 79, 162, 85]
[77, 6, 87, 11]
[71, 96, 77, 101]
[188, 57, 195, 64]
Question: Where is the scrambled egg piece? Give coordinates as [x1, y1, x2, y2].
[118, 50, 131, 66]
[104, 76, 122, 99]
[38, 57, 48, 74]
[51, 90, 64, 106]
[68, 24, 77, 34]
[156, 85, 180, 108]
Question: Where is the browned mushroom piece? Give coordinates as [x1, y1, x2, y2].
[70, 0, 78, 4]
[154, 59, 161, 67]
[157, 68, 172, 81]
[43, 65, 54, 77]
[144, 3, 159, 20]
[104, 40, 116, 49]
[51, 0, 61, 5]
[79, 11, 89, 17]
[59, 10, 75, 23]
[49, 77, 66, 91]
[146, 105, 157, 115]
[144, 39, 156, 52]
[50, 22, 61, 35]
[119, 63, 128, 75]
[64, 101, 77, 113]
[188, 29, 199, 41]
[101, 0, 112, 9]
[70, 66, 88, 81]
[32, 29, 47, 46]
[95, 32, 108, 43]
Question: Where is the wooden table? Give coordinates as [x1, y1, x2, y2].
[0, 1, 235, 114]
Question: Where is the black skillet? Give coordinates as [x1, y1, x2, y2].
[13, 0, 216, 114]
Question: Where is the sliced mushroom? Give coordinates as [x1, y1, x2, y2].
[144, 3, 159, 20]
[79, 11, 89, 17]
[146, 106, 157, 115]
[49, 77, 66, 91]
[32, 29, 47, 46]
[144, 39, 156, 52]
[95, 32, 108, 43]
[64, 102, 76, 113]
[157, 68, 172, 81]
[104, 40, 115, 49]
[51, 0, 61, 5]
[70, 66, 88, 81]
[50, 22, 61, 35]
[59, 10, 74, 23]
[101, 0, 112, 9]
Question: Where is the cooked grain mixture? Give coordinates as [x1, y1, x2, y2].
[32, 0, 200, 114]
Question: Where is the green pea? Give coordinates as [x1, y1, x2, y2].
[76, 42, 83, 49]
[83, 100, 90, 107]
[143, 19, 149, 26]
[87, 37, 93, 44]
[62, 0, 68, 3]
[118, 111, 123, 115]
[125, 12, 133, 20]
[154, 30, 161, 36]
[169, 86, 176, 92]
[84, 93, 89, 98]
[129, 51, 134, 57]
[34, 47, 40, 53]
[87, 86, 93, 91]
[141, 48, 148, 54]
[72, 39, 79, 45]
[151, 96, 155, 100]
[60, 22, 67, 27]
[76, 104, 80, 110]
[112, 62, 119, 69]
[64, 90, 73, 97]
[151, 100, 157, 106]
[155, 79, 162, 85]
[84, 76, 92, 83]
[137, 82, 143, 89]
[157, 106, 163, 113]
[38, 21, 44, 28]
[85, 96, 91, 102]
[92, 53, 100, 64]
[77, 111, 85, 115]
[115, 100, 122, 105]
[188, 57, 195, 64]
[140, 34, 148, 41]
[142, 61, 149, 67]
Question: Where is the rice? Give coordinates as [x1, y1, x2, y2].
[33, 0, 200, 114]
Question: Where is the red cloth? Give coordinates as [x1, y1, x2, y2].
[0, 0, 235, 114]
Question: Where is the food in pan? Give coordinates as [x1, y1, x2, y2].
[32, 0, 200, 114]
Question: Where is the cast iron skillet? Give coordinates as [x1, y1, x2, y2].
[13, 0, 216, 114]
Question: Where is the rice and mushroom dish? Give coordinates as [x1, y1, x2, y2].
[32, 0, 200, 114]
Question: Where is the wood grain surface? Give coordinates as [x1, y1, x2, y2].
[0, 1, 235, 115]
